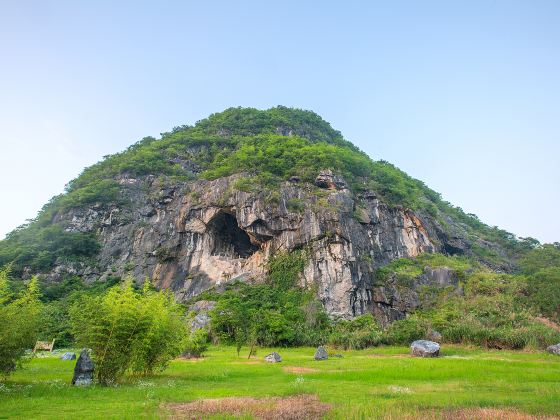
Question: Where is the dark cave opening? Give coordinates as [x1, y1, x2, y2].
[207, 212, 259, 258]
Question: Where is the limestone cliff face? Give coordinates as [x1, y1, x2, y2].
[49, 168, 470, 322]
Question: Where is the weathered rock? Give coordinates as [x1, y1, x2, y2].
[314, 346, 328, 360]
[547, 343, 560, 355]
[72, 349, 94, 386]
[60, 352, 76, 361]
[426, 329, 442, 342]
[264, 352, 282, 363]
[410, 340, 440, 357]
[314, 169, 346, 190]
[189, 300, 217, 330]
[42, 161, 508, 323]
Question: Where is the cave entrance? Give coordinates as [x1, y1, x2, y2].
[207, 212, 259, 258]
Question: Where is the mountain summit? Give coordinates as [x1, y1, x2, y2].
[0, 107, 534, 321]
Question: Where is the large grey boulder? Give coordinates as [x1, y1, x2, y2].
[410, 340, 440, 357]
[314, 346, 328, 361]
[60, 352, 76, 361]
[264, 352, 282, 363]
[72, 349, 94, 386]
[547, 343, 560, 355]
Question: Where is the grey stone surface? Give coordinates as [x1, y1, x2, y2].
[39, 164, 510, 323]
[547, 343, 560, 355]
[60, 352, 76, 361]
[410, 340, 440, 357]
[189, 300, 217, 330]
[314, 346, 328, 361]
[264, 352, 282, 363]
[72, 349, 94, 386]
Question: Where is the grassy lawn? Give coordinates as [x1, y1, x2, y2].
[0, 345, 559, 419]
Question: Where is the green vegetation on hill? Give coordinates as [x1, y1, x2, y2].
[372, 245, 560, 349]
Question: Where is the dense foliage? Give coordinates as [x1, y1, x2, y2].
[0, 266, 42, 377]
[378, 248, 560, 349]
[202, 251, 330, 353]
[69, 279, 187, 384]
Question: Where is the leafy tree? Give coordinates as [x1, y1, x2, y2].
[0, 266, 42, 377]
[182, 328, 210, 358]
[69, 278, 186, 384]
[130, 282, 187, 375]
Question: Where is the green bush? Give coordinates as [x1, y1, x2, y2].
[0, 266, 42, 377]
[382, 316, 430, 345]
[182, 328, 210, 358]
[329, 314, 382, 350]
[69, 279, 187, 384]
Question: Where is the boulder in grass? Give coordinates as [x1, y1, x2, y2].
[314, 346, 328, 361]
[264, 352, 282, 363]
[410, 340, 440, 357]
[60, 352, 76, 361]
[72, 349, 94, 386]
[547, 343, 560, 356]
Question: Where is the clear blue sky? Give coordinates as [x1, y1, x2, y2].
[1, 0, 559, 242]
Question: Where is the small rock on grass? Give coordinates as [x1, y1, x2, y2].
[547, 343, 560, 355]
[264, 352, 282, 363]
[314, 346, 328, 360]
[410, 340, 440, 357]
[60, 352, 76, 361]
[72, 349, 94, 386]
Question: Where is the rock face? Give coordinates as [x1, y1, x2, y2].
[189, 300, 217, 330]
[264, 352, 282, 363]
[72, 349, 94, 386]
[42, 165, 501, 322]
[314, 346, 328, 360]
[60, 352, 76, 361]
[547, 344, 560, 355]
[410, 340, 440, 357]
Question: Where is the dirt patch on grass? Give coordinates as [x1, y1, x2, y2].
[407, 408, 559, 419]
[283, 366, 320, 374]
[166, 394, 331, 419]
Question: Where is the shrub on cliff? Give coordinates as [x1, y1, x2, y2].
[69, 278, 186, 384]
[0, 266, 42, 377]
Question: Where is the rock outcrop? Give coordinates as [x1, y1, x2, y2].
[46, 168, 472, 321]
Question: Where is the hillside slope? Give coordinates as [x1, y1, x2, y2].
[0, 107, 536, 320]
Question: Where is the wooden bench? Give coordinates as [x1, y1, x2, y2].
[33, 339, 55, 353]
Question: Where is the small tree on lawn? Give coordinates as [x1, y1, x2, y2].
[0, 265, 42, 377]
[70, 278, 187, 385]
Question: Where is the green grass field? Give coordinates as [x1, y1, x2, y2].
[1, 345, 559, 419]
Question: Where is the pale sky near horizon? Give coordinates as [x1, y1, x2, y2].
[0, 0, 559, 243]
